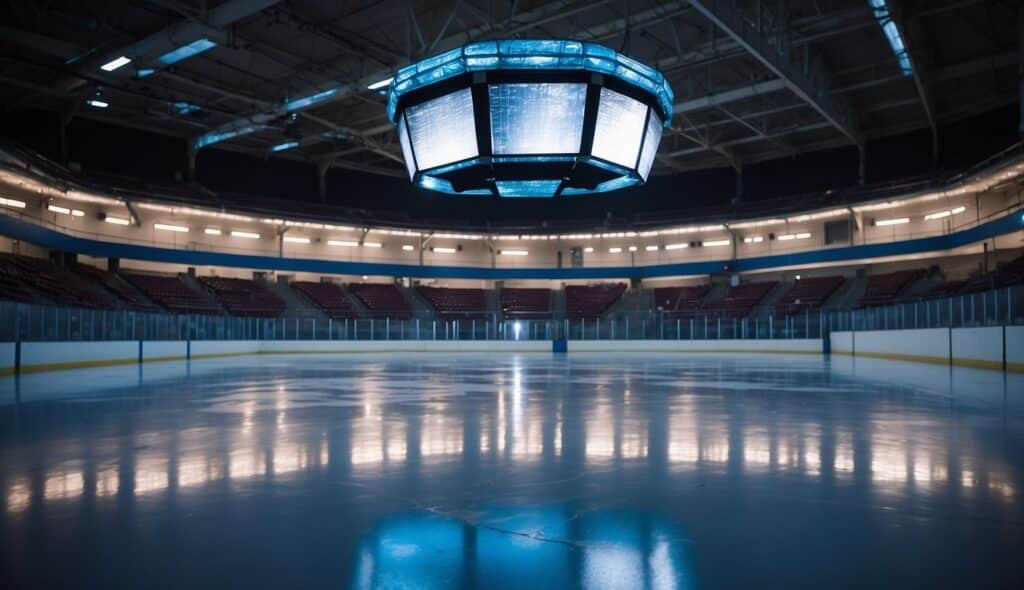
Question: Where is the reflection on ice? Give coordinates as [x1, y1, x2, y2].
[350, 506, 697, 590]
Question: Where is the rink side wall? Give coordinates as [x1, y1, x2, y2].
[2, 328, 1020, 374]
[831, 326, 1024, 372]
[0, 338, 818, 374]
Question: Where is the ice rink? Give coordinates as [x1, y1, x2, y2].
[1, 353, 1021, 589]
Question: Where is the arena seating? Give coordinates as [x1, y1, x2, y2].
[73, 264, 162, 312]
[292, 281, 357, 319]
[918, 280, 966, 299]
[961, 255, 1024, 293]
[858, 269, 925, 307]
[200, 277, 286, 317]
[565, 283, 626, 318]
[0, 254, 110, 308]
[123, 273, 222, 315]
[773, 276, 845, 315]
[500, 288, 552, 319]
[705, 281, 777, 318]
[417, 286, 489, 319]
[654, 285, 709, 316]
[348, 283, 411, 317]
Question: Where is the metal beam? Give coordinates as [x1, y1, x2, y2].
[687, 0, 862, 147]
[92, 0, 282, 69]
[887, 1, 939, 164]
[675, 79, 786, 113]
[195, 1, 681, 150]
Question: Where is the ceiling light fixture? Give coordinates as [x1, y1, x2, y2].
[387, 39, 673, 197]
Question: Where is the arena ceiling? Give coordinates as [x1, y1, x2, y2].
[0, 0, 1019, 181]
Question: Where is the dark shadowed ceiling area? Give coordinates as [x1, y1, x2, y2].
[0, 0, 1020, 227]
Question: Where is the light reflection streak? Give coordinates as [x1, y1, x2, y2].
[3, 395, 1019, 514]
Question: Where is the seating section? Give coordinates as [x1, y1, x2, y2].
[654, 285, 709, 316]
[123, 273, 222, 315]
[565, 283, 626, 318]
[961, 255, 1024, 293]
[919, 280, 966, 299]
[292, 281, 357, 319]
[200, 277, 286, 317]
[417, 286, 488, 319]
[0, 254, 111, 308]
[705, 281, 777, 318]
[500, 288, 552, 319]
[348, 283, 411, 317]
[73, 264, 162, 312]
[858, 269, 925, 307]
[774, 276, 845, 314]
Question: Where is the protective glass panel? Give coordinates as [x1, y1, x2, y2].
[637, 111, 663, 181]
[591, 88, 647, 169]
[489, 83, 587, 155]
[397, 115, 416, 180]
[405, 88, 479, 170]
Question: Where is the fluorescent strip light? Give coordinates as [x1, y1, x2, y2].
[204, 228, 222, 235]
[362, 242, 382, 248]
[100, 56, 131, 72]
[271, 141, 299, 153]
[154, 223, 189, 233]
[283, 236, 310, 244]
[664, 243, 688, 251]
[328, 240, 359, 247]
[367, 77, 394, 90]
[777, 233, 811, 241]
[284, 87, 340, 111]
[401, 244, 415, 251]
[583, 247, 594, 253]
[86, 99, 109, 108]
[875, 217, 909, 226]
[432, 247, 457, 254]
[645, 245, 659, 252]
[104, 215, 131, 226]
[703, 239, 730, 247]
[47, 204, 71, 215]
[158, 38, 216, 65]
[71, 209, 85, 217]
[500, 250, 528, 256]
[0, 197, 27, 209]
[628, 246, 638, 252]
[743, 236, 764, 244]
[925, 206, 967, 221]
[231, 230, 260, 239]
[608, 247, 623, 253]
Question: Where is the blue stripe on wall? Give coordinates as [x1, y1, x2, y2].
[2, 211, 1022, 280]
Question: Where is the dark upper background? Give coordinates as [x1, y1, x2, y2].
[0, 1, 1020, 227]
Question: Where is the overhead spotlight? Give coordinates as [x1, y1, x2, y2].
[367, 77, 393, 90]
[102, 214, 131, 226]
[100, 56, 131, 72]
[154, 223, 189, 233]
[873, 217, 909, 227]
